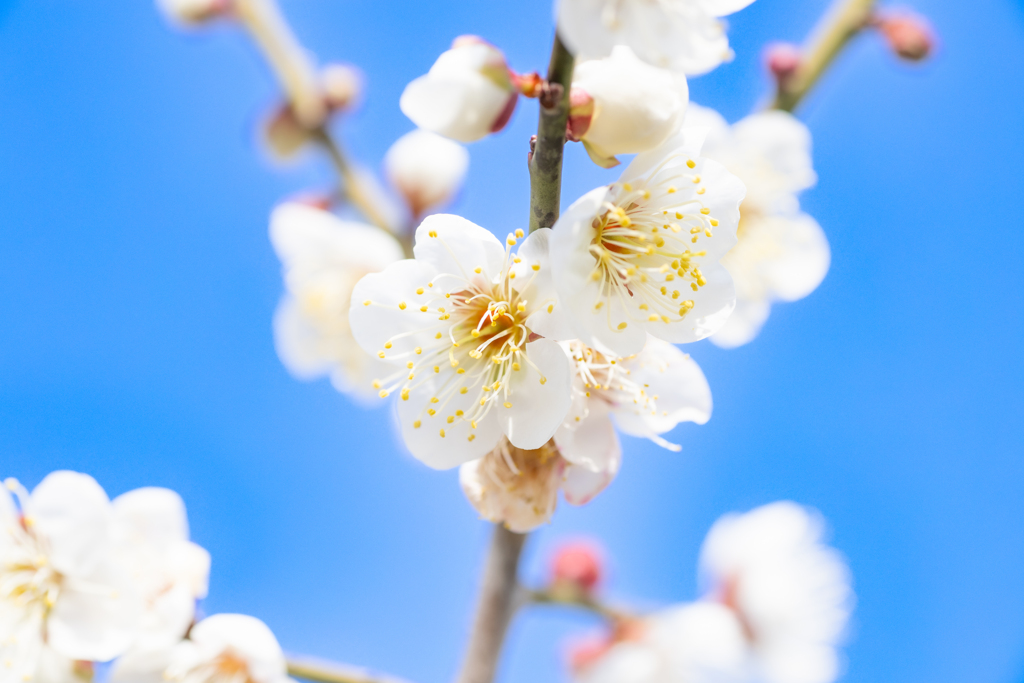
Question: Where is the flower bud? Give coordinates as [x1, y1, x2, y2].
[570, 46, 689, 168]
[262, 104, 310, 161]
[384, 129, 469, 218]
[320, 63, 363, 112]
[155, 0, 230, 25]
[400, 37, 519, 143]
[551, 540, 604, 592]
[765, 42, 801, 83]
[566, 88, 595, 142]
[877, 12, 935, 61]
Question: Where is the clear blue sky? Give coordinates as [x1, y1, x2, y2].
[1, 1, 1022, 682]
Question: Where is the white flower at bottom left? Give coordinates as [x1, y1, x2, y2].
[0, 472, 140, 681]
[164, 614, 293, 683]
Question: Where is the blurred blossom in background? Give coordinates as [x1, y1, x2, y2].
[0, 0, 1022, 683]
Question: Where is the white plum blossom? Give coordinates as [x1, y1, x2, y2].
[557, 0, 758, 76]
[400, 37, 518, 143]
[0, 472, 140, 680]
[573, 602, 749, 683]
[109, 487, 210, 676]
[270, 202, 405, 399]
[684, 106, 830, 348]
[165, 614, 292, 683]
[556, 337, 711, 500]
[569, 46, 689, 168]
[349, 217, 574, 469]
[699, 502, 852, 683]
[549, 127, 746, 357]
[384, 130, 470, 218]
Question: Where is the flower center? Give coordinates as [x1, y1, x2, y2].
[567, 342, 659, 417]
[0, 518, 60, 615]
[586, 163, 720, 332]
[370, 231, 549, 441]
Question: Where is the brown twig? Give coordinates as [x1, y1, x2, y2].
[527, 33, 575, 233]
[454, 525, 528, 683]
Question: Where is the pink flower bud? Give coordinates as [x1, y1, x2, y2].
[320, 63, 362, 112]
[877, 11, 935, 61]
[551, 540, 603, 592]
[765, 43, 801, 83]
[566, 87, 595, 142]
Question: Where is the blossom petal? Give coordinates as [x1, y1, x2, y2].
[26, 471, 112, 576]
[272, 296, 335, 379]
[384, 129, 469, 214]
[732, 111, 816, 196]
[759, 213, 830, 302]
[501, 338, 573, 450]
[647, 261, 735, 344]
[400, 74, 511, 144]
[710, 298, 771, 348]
[48, 560, 138, 661]
[396, 378, 503, 469]
[511, 228, 575, 341]
[555, 405, 622, 474]
[112, 487, 189, 548]
[348, 259, 441, 358]
[563, 457, 619, 506]
[646, 602, 750, 681]
[270, 203, 403, 273]
[612, 337, 712, 437]
[699, 0, 758, 17]
[413, 214, 506, 282]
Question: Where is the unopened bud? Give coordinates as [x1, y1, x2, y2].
[262, 105, 311, 161]
[566, 87, 594, 142]
[877, 11, 935, 61]
[765, 42, 801, 83]
[513, 72, 544, 98]
[384, 129, 469, 218]
[155, 0, 230, 25]
[551, 540, 603, 592]
[320, 63, 363, 112]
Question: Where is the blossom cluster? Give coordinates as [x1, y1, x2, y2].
[570, 503, 853, 683]
[265, 12, 831, 534]
[0, 472, 289, 683]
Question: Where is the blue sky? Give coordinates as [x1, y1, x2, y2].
[1, 0, 1023, 682]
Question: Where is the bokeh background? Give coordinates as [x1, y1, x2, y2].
[1, 0, 1023, 681]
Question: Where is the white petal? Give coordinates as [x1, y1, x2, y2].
[272, 296, 335, 379]
[510, 229, 575, 341]
[501, 339, 573, 450]
[620, 125, 710, 184]
[185, 614, 288, 683]
[348, 259, 441, 358]
[413, 214, 506, 282]
[732, 111, 816, 197]
[574, 46, 689, 158]
[699, 0, 758, 17]
[612, 337, 712, 437]
[644, 261, 736, 344]
[112, 646, 175, 683]
[400, 73, 511, 144]
[758, 213, 830, 302]
[709, 298, 771, 348]
[558, 400, 622, 469]
[48, 561, 139, 661]
[0, 483, 15, 525]
[112, 487, 189, 548]
[646, 602, 750, 681]
[384, 129, 469, 214]
[396, 378, 504, 469]
[269, 203, 402, 272]
[562, 460, 618, 506]
[26, 471, 112, 576]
